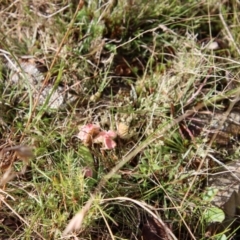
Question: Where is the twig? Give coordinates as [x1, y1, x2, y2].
[116, 24, 176, 50]
[34, 4, 71, 19]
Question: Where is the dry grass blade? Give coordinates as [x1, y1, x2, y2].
[63, 199, 92, 236]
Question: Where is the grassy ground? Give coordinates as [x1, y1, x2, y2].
[1, 0, 240, 239]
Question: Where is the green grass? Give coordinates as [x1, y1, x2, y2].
[1, 0, 240, 239]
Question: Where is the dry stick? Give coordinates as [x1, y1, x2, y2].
[219, 9, 240, 56]
[116, 24, 169, 50]
[25, 0, 85, 128]
[36, 4, 71, 19]
[63, 101, 209, 236]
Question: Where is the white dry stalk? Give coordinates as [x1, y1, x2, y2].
[33, 4, 71, 19]
[116, 24, 177, 50]
[208, 154, 240, 182]
[219, 7, 240, 56]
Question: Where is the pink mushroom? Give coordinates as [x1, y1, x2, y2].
[76, 124, 100, 146]
[93, 130, 117, 150]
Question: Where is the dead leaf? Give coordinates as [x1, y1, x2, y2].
[141, 216, 171, 240]
[0, 145, 34, 186]
[0, 167, 16, 186]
